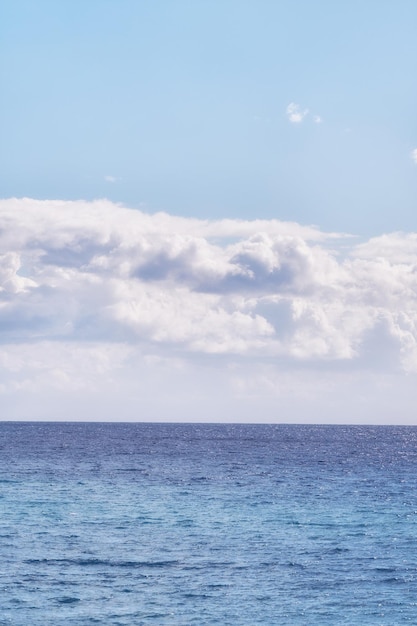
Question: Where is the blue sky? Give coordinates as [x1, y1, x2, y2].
[2, 0, 416, 234]
[1, 2, 417, 422]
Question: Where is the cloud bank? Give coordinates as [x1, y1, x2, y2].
[1, 198, 416, 422]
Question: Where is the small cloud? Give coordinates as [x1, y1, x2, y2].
[313, 115, 322, 124]
[105, 175, 118, 183]
[411, 149, 417, 164]
[286, 102, 309, 124]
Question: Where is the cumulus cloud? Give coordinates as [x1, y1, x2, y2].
[286, 102, 309, 123]
[286, 104, 323, 125]
[1, 198, 417, 421]
[411, 148, 417, 164]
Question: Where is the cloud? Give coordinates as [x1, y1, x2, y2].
[104, 175, 119, 183]
[351, 232, 417, 264]
[286, 104, 322, 125]
[1, 198, 417, 421]
[286, 102, 309, 124]
[411, 149, 417, 164]
[1, 340, 416, 423]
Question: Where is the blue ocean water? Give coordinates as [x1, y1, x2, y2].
[1, 423, 417, 625]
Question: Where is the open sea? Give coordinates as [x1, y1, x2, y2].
[1, 423, 417, 625]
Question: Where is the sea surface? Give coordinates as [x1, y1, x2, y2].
[1, 423, 417, 625]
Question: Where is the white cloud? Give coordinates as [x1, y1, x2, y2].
[1, 341, 416, 423]
[286, 104, 323, 125]
[351, 232, 417, 264]
[104, 175, 119, 183]
[411, 149, 417, 164]
[286, 102, 309, 123]
[1, 198, 417, 422]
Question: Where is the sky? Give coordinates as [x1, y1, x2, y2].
[1, 1, 417, 422]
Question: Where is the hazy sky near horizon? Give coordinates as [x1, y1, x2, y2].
[1, 1, 417, 422]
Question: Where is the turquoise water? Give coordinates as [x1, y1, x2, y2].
[1, 423, 417, 624]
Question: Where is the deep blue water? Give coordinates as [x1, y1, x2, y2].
[1, 423, 417, 625]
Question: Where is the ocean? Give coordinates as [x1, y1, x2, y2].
[1, 422, 417, 625]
